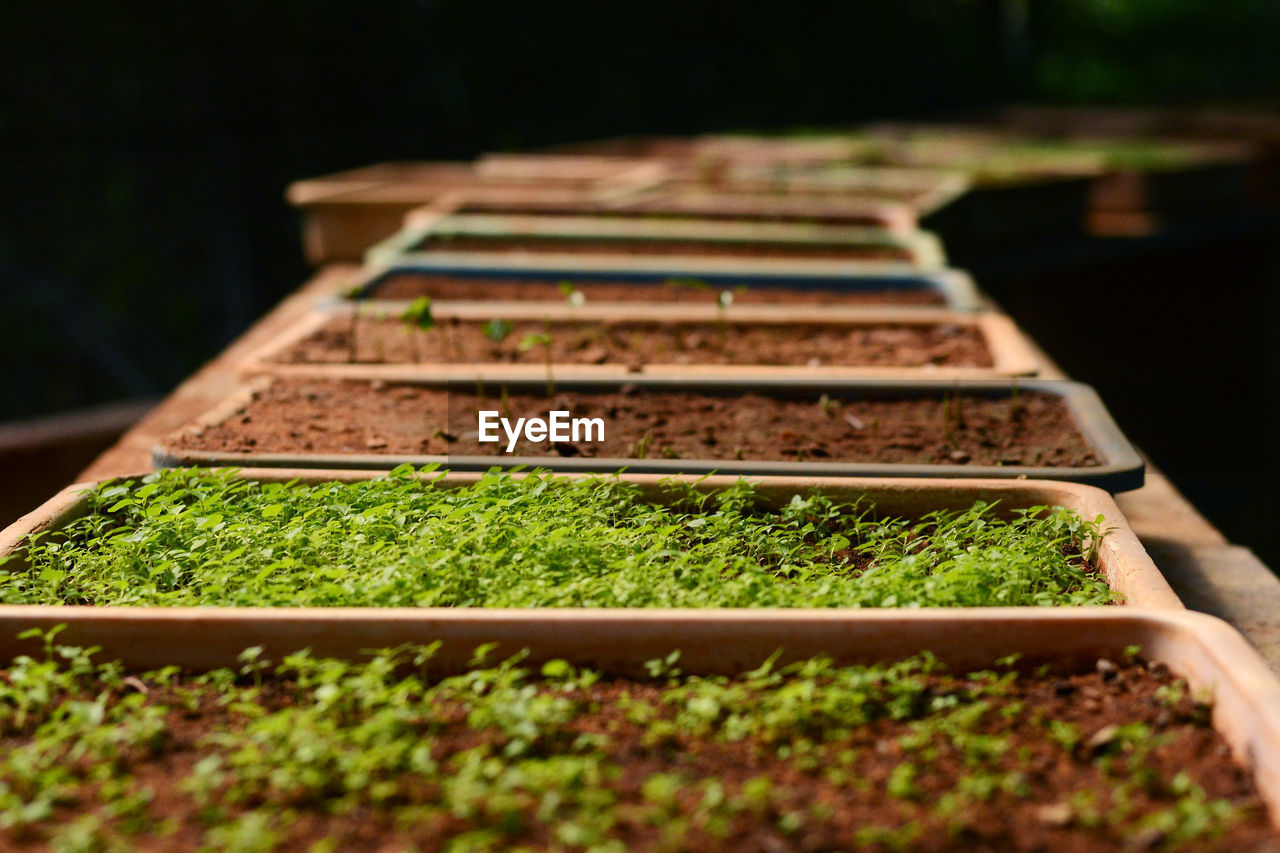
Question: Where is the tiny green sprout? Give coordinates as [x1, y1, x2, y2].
[399, 297, 435, 364]
[517, 333, 552, 353]
[519, 326, 556, 396]
[483, 318, 512, 344]
[400, 297, 435, 332]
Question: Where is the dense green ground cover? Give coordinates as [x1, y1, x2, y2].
[0, 634, 1257, 851]
[1, 467, 1114, 608]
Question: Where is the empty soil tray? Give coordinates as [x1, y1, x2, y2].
[154, 378, 1143, 491]
[347, 258, 981, 309]
[244, 304, 1041, 381]
[0, 468, 1178, 609]
[436, 193, 918, 232]
[3, 608, 1276, 851]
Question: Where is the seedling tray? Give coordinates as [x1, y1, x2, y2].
[242, 303, 1043, 381]
[286, 163, 665, 264]
[153, 378, 1143, 491]
[0, 468, 1180, 610]
[363, 211, 948, 268]
[345, 256, 983, 310]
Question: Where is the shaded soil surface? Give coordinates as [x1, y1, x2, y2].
[411, 234, 915, 260]
[170, 379, 1098, 467]
[4, 661, 1275, 852]
[273, 316, 994, 368]
[365, 273, 948, 305]
[455, 199, 896, 226]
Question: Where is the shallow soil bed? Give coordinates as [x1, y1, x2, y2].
[0, 640, 1270, 851]
[170, 378, 1096, 468]
[7, 468, 1113, 608]
[274, 316, 993, 368]
[411, 233, 914, 260]
[448, 200, 904, 228]
[364, 273, 948, 305]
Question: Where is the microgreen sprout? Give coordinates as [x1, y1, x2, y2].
[399, 297, 435, 364]
[518, 321, 556, 396]
[483, 318, 512, 344]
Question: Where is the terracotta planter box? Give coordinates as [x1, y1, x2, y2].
[241, 303, 1042, 382]
[346, 256, 983, 310]
[365, 211, 947, 268]
[0, 605, 1272, 835]
[286, 161, 664, 264]
[153, 377, 1143, 491]
[0, 468, 1178, 612]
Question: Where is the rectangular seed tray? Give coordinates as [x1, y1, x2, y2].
[5, 609, 1275, 831]
[0, 609, 1267, 822]
[152, 377, 1144, 492]
[0, 468, 1180, 612]
[363, 210, 948, 268]
[287, 165, 665, 264]
[240, 303, 1044, 381]
[345, 256, 983, 310]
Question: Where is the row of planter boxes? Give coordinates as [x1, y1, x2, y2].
[4, 142, 1280, 848]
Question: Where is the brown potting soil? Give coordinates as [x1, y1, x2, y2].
[365, 273, 948, 305]
[412, 234, 915, 260]
[169, 379, 1098, 467]
[5, 660, 1274, 852]
[455, 199, 894, 226]
[273, 316, 994, 368]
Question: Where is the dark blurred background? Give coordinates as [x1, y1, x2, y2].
[3, 1, 1280, 563]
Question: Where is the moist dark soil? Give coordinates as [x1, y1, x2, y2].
[170, 379, 1098, 467]
[365, 273, 948, 305]
[274, 316, 994, 368]
[5, 661, 1275, 852]
[413, 234, 915, 260]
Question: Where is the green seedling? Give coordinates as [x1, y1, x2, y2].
[399, 297, 435, 364]
[518, 321, 556, 396]
[483, 318, 512, 345]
